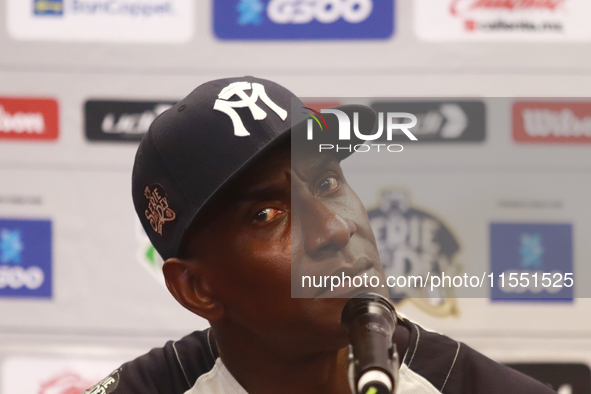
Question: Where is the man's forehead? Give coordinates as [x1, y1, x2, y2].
[292, 152, 341, 179]
[210, 144, 289, 205]
[233, 153, 338, 201]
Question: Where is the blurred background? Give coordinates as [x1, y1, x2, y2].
[0, 0, 590, 392]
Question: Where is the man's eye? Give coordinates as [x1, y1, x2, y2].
[316, 176, 339, 195]
[253, 208, 283, 224]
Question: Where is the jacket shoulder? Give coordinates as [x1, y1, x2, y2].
[83, 329, 218, 394]
[404, 322, 555, 394]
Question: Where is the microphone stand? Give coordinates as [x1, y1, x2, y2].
[342, 293, 400, 394]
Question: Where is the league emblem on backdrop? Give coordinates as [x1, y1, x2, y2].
[367, 190, 461, 317]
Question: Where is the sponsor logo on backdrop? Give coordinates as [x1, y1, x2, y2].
[39, 371, 96, 394]
[371, 100, 486, 142]
[8, 0, 193, 42]
[513, 101, 591, 143]
[490, 222, 573, 301]
[1, 357, 123, 394]
[0, 219, 52, 298]
[34, 0, 64, 15]
[34, 0, 173, 17]
[0, 98, 58, 141]
[85, 100, 175, 142]
[214, 0, 394, 40]
[0, 195, 43, 205]
[368, 190, 461, 317]
[505, 363, 590, 394]
[415, 0, 591, 41]
[303, 101, 342, 112]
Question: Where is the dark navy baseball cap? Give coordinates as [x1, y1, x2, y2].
[132, 76, 376, 260]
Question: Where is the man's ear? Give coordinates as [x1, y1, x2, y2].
[162, 258, 224, 322]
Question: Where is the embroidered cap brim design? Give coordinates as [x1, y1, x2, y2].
[144, 185, 176, 235]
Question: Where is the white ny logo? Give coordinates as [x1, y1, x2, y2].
[213, 81, 288, 137]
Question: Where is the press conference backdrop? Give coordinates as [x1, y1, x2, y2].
[1, 0, 591, 393]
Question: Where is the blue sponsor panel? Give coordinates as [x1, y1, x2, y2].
[490, 223, 573, 302]
[214, 0, 394, 40]
[0, 219, 52, 298]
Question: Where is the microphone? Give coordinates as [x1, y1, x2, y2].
[341, 293, 399, 394]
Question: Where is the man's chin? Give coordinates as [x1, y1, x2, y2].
[308, 297, 349, 331]
[270, 298, 351, 356]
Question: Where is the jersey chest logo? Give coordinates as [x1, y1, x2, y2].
[83, 368, 120, 394]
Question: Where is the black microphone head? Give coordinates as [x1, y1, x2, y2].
[341, 292, 398, 394]
[341, 292, 395, 328]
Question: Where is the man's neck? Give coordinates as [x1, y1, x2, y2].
[211, 319, 411, 394]
[218, 337, 351, 394]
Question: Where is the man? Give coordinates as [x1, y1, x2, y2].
[84, 76, 555, 394]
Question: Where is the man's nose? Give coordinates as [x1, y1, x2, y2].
[302, 197, 357, 257]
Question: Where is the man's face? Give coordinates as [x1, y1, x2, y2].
[185, 142, 386, 355]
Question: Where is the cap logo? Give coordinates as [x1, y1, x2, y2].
[144, 185, 176, 236]
[213, 81, 288, 137]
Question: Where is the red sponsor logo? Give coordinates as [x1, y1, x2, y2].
[513, 101, 591, 143]
[38, 371, 96, 394]
[302, 101, 341, 113]
[0, 98, 59, 141]
[451, 0, 565, 15]
[465, 19, 478, 30]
